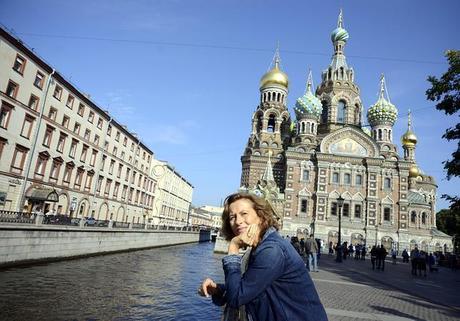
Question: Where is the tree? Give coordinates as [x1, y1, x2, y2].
[426, 50, 460, 211]
[436, 208, 460, 253]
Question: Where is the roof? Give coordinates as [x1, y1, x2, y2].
[407, 191, 430, 205]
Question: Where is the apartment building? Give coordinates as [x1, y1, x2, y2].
[0, 26, 156, 224]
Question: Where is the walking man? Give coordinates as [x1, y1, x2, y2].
[305, 234, 319, 272]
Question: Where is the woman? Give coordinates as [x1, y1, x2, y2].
[199, 192, 328, 321]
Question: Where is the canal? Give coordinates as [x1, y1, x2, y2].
[0, 242, 225, 321]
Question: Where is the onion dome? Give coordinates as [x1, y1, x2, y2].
[367, 75, 398, 126]
[294, 71, 322, 120]
[401, 111, 418, 146]
[260, 51, 289, 89]
[409, 165, 420, 178]
[331, 9, 349, 43]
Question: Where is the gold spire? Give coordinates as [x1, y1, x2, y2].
[401, 109, 418, 146]
[260, 44, 289, 89]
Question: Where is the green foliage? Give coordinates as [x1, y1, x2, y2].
[436, 208, 460, 252]
[426, 50, 460, 210]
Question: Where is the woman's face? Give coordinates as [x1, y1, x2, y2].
[228, 198, 262, 236]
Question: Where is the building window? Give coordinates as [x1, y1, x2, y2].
[411, 211, 417, 223]
[90, 149, 97, 166]
[384, 207, 391, 221]
[115, 164, 123, 179]
[96, 176, 103, 193]
[6, 80, 19, 98]
[0, 103, 13, 129]
[125, 168, 130, 182]
[384, 177, 391, 189]
[101, 155, 107, 171]
[354, 204, 362, 218]
[121, 185, 127, 200]
[63, 165, 73, 183]
[73, 122, 81, 135]
[77, 103, 85, 116]
[56, 133, 66, 153]
[332, 172, 339, 184]
[344, 173, 351, 185]
[343, 203, 350, 217]
[337, 101, 346, 123]
[84, 129, 91, 141]
[356, 174, 363, 186]
[66, 95, 74, 109]
[113, 146, 118, 157]
[74, 168, 84, 188]
[120, 151, 125, 160]
[94, 134, 99, 145]
[20, 114, 35, 139]
[300, 199, 308, 214]
[53, 85, 62, 100]
[49, 159, 62, 181]
[115, 131, 120, 142]
[107, 124, 112, 136]
[302, 169, 310, 181]
[34, 154, 48, 177]
[80, 144, 88, 163]
[104, 179, 112, 196]
[10, 145, 28, 174]
[42, 125, 54, 147]
[34, 71, 45, 89]
[13, 55, 26, 74]
[88, 111, 94, 123]
[69, 139, 78, 158]
[62, 115, 70, 128]
[48, 107, 57, 120]
[28, 94, 40, 111]
[331, 202, 338, 216]
[123, 137, 127, 146]
[113, 182, 120, 198]
[97, 117, 103, 129]
[109, 159, 115, 175]
[421, 212, 426, 224]
[84, 173, 93, 191]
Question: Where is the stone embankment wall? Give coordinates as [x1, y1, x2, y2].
[0, 225, 210, 268]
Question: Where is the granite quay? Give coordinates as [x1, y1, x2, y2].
[0, 212, 211, 268]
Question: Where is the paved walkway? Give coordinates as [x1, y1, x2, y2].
[308, 254, 460, 321]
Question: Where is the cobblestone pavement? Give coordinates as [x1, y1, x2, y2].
[308, 254, 460, 321]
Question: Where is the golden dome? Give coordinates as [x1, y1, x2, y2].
[409, 165, 420, 178]
[260, 61, 289, 89]
[401, 130, 417, 146]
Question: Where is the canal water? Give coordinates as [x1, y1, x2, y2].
[0, 242, 226, 321]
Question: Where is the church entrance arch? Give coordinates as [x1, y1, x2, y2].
[98, 203, 108, 220]
[328, 231, 338, 248]
[381, 236, 393, 250]
[410, 240, 417, 251]
[116, 206, 125, 222]
[56, 193, 68, 215]
[77, 199, 89, 218]
[351, 233, 364, 245]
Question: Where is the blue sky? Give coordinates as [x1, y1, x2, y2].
[2, 0, 459, 209]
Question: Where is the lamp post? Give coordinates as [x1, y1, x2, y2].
[336, 196, 344, 263]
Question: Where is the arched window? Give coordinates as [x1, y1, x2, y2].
[332, 172, 339, 183]
[267, 114, 276, 133]
[277, 93, 281, 102]
[421, 212, 426, 224]
[321, 101, 328, 124]
[378, 129, 382, 141]
[384, 178, 391, 189]
[356, 174, 363, 186]
[354, 105, 360, 124]
[268, 92, 271, 101]
[302, 169, 309, 181]
[301, 122, 305, 133]
[388, 129, 392, 140]
[384, 207, 391, 221]
[311, 123, 314, 133]
[411, 211, 417, 223]
[257, 115, 263, 133]
[263, 93, 266, 102]
[344, 173, 351, 185]
[337, 101, 346, 123]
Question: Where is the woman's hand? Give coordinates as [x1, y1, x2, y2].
[228, 224, 260, 254]
[198, 278, 220, 298]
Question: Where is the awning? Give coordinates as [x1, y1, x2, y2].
[26, 188, 59, 202]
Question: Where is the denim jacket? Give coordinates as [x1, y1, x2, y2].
[214, 227, 328, 321]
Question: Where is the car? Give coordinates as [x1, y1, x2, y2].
[84, 217, 97, 226]
[70, 218, 81, 226]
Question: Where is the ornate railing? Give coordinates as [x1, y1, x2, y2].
[0, 211, 204, 232]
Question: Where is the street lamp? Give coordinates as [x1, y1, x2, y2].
[336, 196, 345, 263]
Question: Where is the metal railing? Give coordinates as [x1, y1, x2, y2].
[0, 210, 204, 232]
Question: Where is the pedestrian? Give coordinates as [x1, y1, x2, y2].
[410, 247, 419, 276]
[418, 251, 427, 277]
[391, 248, 397, 265]
[328, 241, 334, 255]
[370, 245, 377, 270]
[402, 249, 409, 263]
[199, 192, 328, 321]
[299, 238, 306, 258]
[428, 253, 436, 272]
[305, 234, 319, 272]
[379, 245, 388, 271]
[361, 245, 366, 260]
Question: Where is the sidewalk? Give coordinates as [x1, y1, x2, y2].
[310, 253, 460, 320]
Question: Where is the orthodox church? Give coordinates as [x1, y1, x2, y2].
[239, 11, 452, 252]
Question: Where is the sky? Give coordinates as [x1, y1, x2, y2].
[1, 0, 459, 209]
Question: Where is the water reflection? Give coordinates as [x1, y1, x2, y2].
[0, 242, 225, 321]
